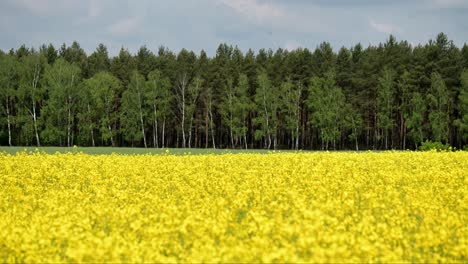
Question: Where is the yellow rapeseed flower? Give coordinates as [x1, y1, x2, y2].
[0, 151, 466, 262]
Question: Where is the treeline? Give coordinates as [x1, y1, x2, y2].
[1, 33, 468, 150]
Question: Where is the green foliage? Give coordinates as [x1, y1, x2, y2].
[220, 74, 252, 148]
[146, 70, 173, 147]
[83, 71, 120, 145]
[418, 140, 452, 152]
[41, 58, 81, 146]
[428, 72, 450, 143]
[254, 71, 280, 149]
[280, 78, 303, 149]
[406, 93, 426, 148]
[455, 70, 468, 140]
[121, 71, 146, 145]
[308, 71, 345, 149]
[1, 34, 468, 150]
[377, 67, 396, 148]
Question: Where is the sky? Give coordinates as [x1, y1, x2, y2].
[0, 0, 467, 56]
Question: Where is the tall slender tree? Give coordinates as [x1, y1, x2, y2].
[18, 53, 46, 146]
[377, 68, 395, 149]
[455, 70, 468, 143]
[428, 72, 450, 143]
[0, 54, 18, 146]
[254, 71, 279, 149]
[308, 71, 345, 150]
[406, 93, 426, 148]
[280, 78, 303, 150]
[42, 58, 81, 146]
[85, 72, 120, 146]
[146, 70, 172, 148]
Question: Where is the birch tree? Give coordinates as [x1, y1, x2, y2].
[85, 72, 120, 146]
[202, 85, 216, 149]
[42, 58, 81, 146]
[428, 72, 450, 143]
[254, 71, 279, 149]
[0, 54, 18, 146]
[122, 71, 147, 147]
[406, 92, 426, 148]
[220, 78, 236, 148]
[18, 53, 46, 146]
[233, 74, 251, 149]
[146, 70, 172, 148]
[175, 72, 189, 148]
[186, 76, 202, 148]
[308, 71, 346, 150]
[377, 68, 395, 149]
[280, 78, 303, 150]
[455, 70, 468, 141]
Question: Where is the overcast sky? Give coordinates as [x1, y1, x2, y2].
[1, 0, 467, 56]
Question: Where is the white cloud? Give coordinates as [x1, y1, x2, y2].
[214, 0, 329, 34]
[108, 17, 141, 36]
[217, 0, 286, 22]
[88, 0, 103, 18]
[369, 19, 400, 34]
[430, 0, 468, 7]
[285, 40, 301, 51]
[14, 0, 81, 16]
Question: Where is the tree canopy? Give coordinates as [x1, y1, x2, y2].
[1, 33, 467, 149]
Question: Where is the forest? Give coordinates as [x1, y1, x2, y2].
[0, 33, 467, 150]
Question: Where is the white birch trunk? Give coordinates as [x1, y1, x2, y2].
[208, 97, 216, 149]
[176, 73, 188, 148]
[162, 118, 166, 148]
[32, 63, 41, 146]
[136, 76, 147, 148]
[153, 103, 158, 148]
[5, 98, 12, 146]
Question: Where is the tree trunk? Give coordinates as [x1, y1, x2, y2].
[67, 100, 71, 147]
[139, 108, 146, 148]
[32, 104, 40, 147]
[295, 125, 299, 150]
[107, 122, 114, 147]
[153, 103, 158, 148]
[136, 85, 147, 148]
[209, 98, 216, 149]
[273, 130, 277, 150]
[91, 129, 95, 147]
[244, 132, 248, 149]
[205, 106, 209, 149]
[6, 98, 12, 147]
[385, 130, 388, 150]
[177, 73, 188, 148]
[230, 126, 234, 149]
[188, 116, 193, 149]
[32, 63, 41, 147]
[262, 91, 271, 149]
[162, 118, 166, 148]
[355, 134, 359, 151]
[87, 104, 95, 147]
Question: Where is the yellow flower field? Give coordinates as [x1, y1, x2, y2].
[0, 151, 467, 262]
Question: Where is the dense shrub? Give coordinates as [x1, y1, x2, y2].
[418, 140, 452, 151]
